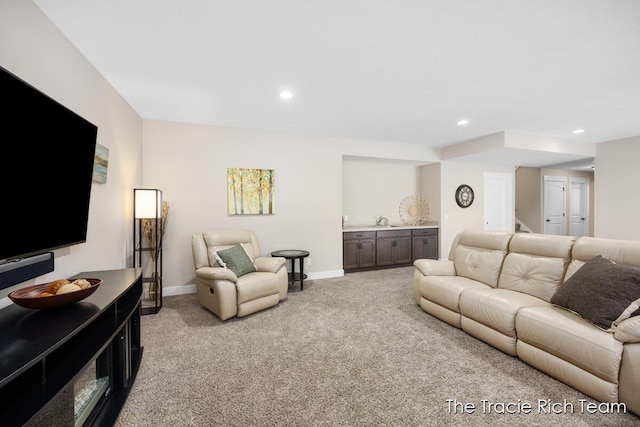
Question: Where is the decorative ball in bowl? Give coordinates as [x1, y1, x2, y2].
[9, 278, 102, 309]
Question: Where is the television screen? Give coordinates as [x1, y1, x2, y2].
[0, 65, 98, 262]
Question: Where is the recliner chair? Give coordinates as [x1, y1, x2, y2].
[192, 229, 288, 320]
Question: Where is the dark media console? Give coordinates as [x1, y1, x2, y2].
[0, 268, 143, 427]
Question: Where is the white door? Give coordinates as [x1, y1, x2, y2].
[543, 176, 566, 235]
[484, 173, 514, 232]
[569, 177, 590, 237]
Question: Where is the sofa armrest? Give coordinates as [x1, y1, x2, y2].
[254, 256, 286, 273]
[615, 316, 640, 343]
[195, 266, 237, 283]
[413, 259, 456, 276]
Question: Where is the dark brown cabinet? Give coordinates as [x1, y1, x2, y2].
[412, 228, 439, 261]
[376, 230, 412, 267]
[343, 227, 438, 272]
[343, 231, 376, 271]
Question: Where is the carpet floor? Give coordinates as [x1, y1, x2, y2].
[115, 267, 640, 427]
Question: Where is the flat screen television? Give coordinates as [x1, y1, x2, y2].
[0, 65, 98, 264]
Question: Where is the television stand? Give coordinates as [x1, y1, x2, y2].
[0, 268, 143, 427]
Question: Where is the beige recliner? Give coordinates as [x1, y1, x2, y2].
[192, 229, 288, 320]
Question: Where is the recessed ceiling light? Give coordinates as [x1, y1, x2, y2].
[280, 91, 294, 99]
[572, 129, 585, 134]
[457, 119, 469, 126]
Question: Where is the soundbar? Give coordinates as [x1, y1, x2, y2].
[0, 252, 54, 291]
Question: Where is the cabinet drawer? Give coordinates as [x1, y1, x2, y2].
[376, 229, 411, 239]
[412, 228, 438, 236]
[343, 231, 376, 240]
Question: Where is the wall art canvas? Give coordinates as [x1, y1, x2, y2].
[227, 168, 275, 215]
[92, 143, 109, 184]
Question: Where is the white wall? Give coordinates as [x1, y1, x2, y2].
[0, 0, 143, 299]
[594, 137, 640, 240]
[439, 161, 515, 258]
[342, 160, 421, 226]
[142, 120, 440, 290]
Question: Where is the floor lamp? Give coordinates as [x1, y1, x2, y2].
[133, 188, 163, 315]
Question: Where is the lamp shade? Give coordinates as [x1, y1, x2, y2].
[134, 189, 162, 219]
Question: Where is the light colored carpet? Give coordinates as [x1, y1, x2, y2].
[115, 267, 640, 427]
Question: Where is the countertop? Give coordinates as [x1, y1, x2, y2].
[343, 221, 439, 232]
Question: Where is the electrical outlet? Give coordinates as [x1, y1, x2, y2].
[343, 215, 349, 222]
[307, 258, 312, 266]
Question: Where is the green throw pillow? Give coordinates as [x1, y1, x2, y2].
[215, 244, 256, 278]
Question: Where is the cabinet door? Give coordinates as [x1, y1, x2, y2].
[359, 239, 376, 268]
[343, 240, 361, 270]
[412, 237, 425, 261]
[412, 235, 438, 261]
[376, 237, 394, 266]
[425, 235, 438, 259]
[394, 236, 412, 265]
[344, 237, 376, 270]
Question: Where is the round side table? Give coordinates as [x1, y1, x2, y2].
[270, 249, 310, 290]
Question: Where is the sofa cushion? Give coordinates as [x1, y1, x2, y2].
[215, 244, 257, 278]
[454, 245, 507, 288]
[460, 288, 550, 338]
[550, 255, 640, 331]
[498, 253, 569, 302]
[516, 306, 623, 383]
[453, 230, 511, 287]
[615, 316, 640, 343]
[236, 272, 280, 304]
[498, 233, 574, 301]
[509, 232, 575, 259]
[420, 276, 489, 313]
[565, 236, 640, 281]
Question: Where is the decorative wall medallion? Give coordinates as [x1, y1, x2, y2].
[399, 196, 429, 225]
[455, 184, 474, 208]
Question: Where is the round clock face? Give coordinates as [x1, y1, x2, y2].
[455, 184, 474, 208]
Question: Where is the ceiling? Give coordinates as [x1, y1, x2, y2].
[34, 1, 640, 164]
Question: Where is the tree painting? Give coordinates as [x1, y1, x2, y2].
[227, 168, 275, 215]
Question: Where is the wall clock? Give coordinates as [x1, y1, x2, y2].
[455, 184, 474, 208]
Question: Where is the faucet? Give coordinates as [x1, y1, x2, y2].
[377, 215, 388, 226]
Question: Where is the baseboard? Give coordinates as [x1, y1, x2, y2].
[307, 269, 344, 280]
[163, 269, 344, 297]
[164, 284, 196, 296]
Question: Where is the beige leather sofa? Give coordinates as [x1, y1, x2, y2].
[413, 230, 640, 416]
[192, 229, 288, 320]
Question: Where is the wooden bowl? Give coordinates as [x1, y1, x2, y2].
[9, 278, 102, 309]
